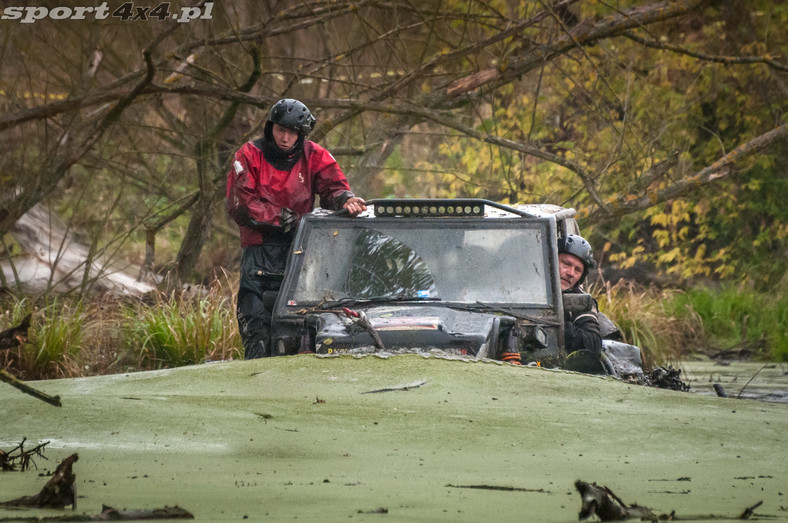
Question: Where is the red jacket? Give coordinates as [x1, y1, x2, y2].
[226, 140, 352, 246]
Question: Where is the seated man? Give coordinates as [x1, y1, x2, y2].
[558, 234, 602, 357]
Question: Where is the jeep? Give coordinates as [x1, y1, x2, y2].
[263, 198, 644, 373]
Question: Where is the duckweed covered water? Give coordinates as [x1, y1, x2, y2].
[1, 355, 785, 522]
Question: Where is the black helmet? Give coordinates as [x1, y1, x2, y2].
[558, 234, 596, 285]
[268, 99, 316, 135]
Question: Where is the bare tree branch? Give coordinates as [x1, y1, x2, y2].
[181, 0, 375, 53]
[623, 31, 788, 72]
[585, 123, 788, 222]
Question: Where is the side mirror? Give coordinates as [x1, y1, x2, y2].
[562, 293, 593, 314]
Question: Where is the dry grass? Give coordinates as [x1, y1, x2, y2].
[593, 281, 705, 369]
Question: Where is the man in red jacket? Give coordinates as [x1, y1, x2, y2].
[227, 98, 366, 359]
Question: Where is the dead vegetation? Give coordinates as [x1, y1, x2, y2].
[0, 314, 30, 350]
[575, 480, 767, 521]
[0, 439, 49, 472]
[0, 453, 194, 520]
[1, 453, 78, 509]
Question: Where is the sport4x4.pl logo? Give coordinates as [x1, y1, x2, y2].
[1, 2, 214, 24]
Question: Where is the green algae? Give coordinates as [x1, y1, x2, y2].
[1, 355, 785, 522]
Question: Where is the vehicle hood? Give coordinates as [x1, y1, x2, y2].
[311, 305, 501, 357]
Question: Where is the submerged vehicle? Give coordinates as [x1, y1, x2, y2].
[268, 199, 643, 378]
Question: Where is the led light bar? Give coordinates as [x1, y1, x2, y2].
[373, 199, 485, 218]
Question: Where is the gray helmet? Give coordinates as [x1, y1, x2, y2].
[558, 234, 596, 285]
[268, 99, 316, 135]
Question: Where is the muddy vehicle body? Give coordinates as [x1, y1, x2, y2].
[268, 199, 641, 376]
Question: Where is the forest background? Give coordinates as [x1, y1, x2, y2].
[0, 0, 786, 378]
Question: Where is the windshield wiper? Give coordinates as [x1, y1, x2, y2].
[318, 295, 441, 310]
[446, 301, 562, 326]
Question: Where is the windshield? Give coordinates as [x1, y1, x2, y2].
[287, 219, 552, 306]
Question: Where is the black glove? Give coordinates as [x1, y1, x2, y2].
[281, 208, 299, 233]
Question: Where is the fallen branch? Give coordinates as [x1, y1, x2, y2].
[0, 369, 62, 407]
[739, 500, 763, 520]
[362, 380, 426, 394]
[644, 366, 690, 392]
[1, 453, 78, 509]
[357, 507, 388, 515]
[737, 364, 769, 400]
[340, 308, 386, 352]
[0, 505, 194, 521]
[575, 480, 657, 521]
[0, 438, 49, 471]
[576, 480, 768, 521]
[446, 484, 547, 493]
[706, 338, 767, 361]
[0, 453, 193, 520]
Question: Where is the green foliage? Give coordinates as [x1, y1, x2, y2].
[663, 284, 788, 362]
[0, 277, 243, 379]
[595, 280, 787, 366]
[591, 284, 788, 366]
[398, 1, 787, 289]
[599, 2, 788, 288]
[123, 285, 241, 369]
[0, 297, 85, 380]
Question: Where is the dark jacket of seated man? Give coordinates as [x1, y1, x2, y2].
[558, 235, 602, 356]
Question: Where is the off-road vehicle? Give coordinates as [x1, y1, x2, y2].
[267, 199, 643, 378]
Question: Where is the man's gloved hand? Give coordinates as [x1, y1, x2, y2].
[342, 196, 367, 216]
[281, 208, 299, 233]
